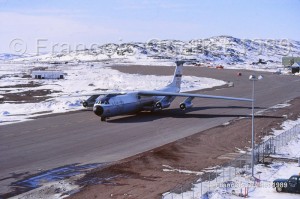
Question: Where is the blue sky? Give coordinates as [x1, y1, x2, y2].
[0, 0, 299, 53]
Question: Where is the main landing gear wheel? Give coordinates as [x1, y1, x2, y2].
[101, 117, 106, 122]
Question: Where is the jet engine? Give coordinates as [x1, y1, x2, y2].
[179, 97, 194, 110]
[155, 101, 171, 109]
[82, 101, 88, 108]
[179, 102, 193, 110]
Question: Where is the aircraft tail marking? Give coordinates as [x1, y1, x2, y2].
[166, 61, 184, 92]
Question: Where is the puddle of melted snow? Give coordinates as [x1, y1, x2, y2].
[12, 163, 104, 190]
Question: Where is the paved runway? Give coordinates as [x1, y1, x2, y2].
[0, 66, 299, 195]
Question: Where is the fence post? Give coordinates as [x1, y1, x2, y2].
[193, 187, 194, 199]
[208, 172, 211, 192]
[201, 181, 202, 197]
[256, 147, 259, 164]
[272, 138, 275, 154]
[228, 163, 230, 180]
[215, 167, 218, 183]
[240, 159, 242, 172]
[235, 162, 237, 176]
[285, 132, 287, 145]
[262, 142, 264, 163]
[223, 167, 225, 182]
[272, 138, 276, 154]
[181, 186, 183, 199]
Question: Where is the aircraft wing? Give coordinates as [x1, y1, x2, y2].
[58, 91, 127, 98]
[138, 91, 253, 102]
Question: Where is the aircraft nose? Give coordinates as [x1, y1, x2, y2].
[93, 106, 104, 116]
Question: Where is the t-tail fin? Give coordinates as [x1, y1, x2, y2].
[165, 61, 184, 92]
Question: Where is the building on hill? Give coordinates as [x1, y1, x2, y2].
[31, 70, 64, 79]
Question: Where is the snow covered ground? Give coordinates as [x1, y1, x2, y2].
[9, 36, 300, 73]
[9, 176, 80, 199]
[0, 62, 226, 125]
[163, 118, 300, 199]
[10, 181, 78, 199]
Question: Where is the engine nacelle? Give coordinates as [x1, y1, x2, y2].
[82, 100, 88, 108]
[155, 101, 171, 109]
[179, 102, 193, 110]
[179, 97, 194, 110]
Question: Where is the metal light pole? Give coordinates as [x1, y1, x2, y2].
[249, 75, 255, 177]
[249, 75, 263, 177]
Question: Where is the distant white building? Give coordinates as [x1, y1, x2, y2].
[31, 70, 64, 79]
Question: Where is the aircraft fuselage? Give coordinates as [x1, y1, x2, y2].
[93, 92, 161, 119]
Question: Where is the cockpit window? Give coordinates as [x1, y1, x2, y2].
[95, 97, 109, 104]
[87, 95, 101, 102]
[106, 93, 125, 98]
[95, 93, 125, 105]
